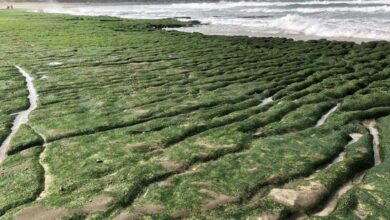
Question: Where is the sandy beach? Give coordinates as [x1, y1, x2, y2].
[0, 2, 107, 10]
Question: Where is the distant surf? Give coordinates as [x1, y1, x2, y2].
[37, 0, 390, 42]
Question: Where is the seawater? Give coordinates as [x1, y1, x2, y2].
[41, 0, 390, 42]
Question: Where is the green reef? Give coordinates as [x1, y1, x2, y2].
[0, 10, 389, 219]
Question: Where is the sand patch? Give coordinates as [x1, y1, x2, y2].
[160, 159, 184, 172]
[47, 61, 63, 67]
[188, 72, 199, 79]
[199, 189, 220, 198]
[131, 62, 149, 67]
[180, 123, 190, 127]
[254, 130, 263, 136]
[257, 213, 281, 220]
[132, 108, 150, 115]
[20, 148, 34, 157]
[113, 212, 139, 220]
[269, 181, 327, 209]
[245, 193, 263, 208]
[265, 174, 285, 183]
[157, 180, 174, 187]
[247, 164, 265, 173]
[200, 192, 240, 211]
[38, 147, 52, 199]
[0, 2, 87, 10]
[196, 139, 236, 149]
[139, 203, 165, 215]
[195, 152, 211, 161]
[170, 209, 190, 218]
[14, 206, 72, 220]
[201, 195, 240, 211]
[83, 195, 114, 213]
[355, 202, 368, 219]
[349, 133, 363, 144]
[360, 184, 376, 190]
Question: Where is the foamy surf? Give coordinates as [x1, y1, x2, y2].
[35, 0, 390, 42]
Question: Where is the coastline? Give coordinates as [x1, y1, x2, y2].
[1, 2, 388, 43]
[166, 24, 382, 44]
[0, 9, 389, 219]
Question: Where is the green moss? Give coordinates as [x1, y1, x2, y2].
[0, 10, 389, 219]
[321, 115, 390, 219]
[0, 66, 29, 145]
[7, 125, 44, 155]
[0, 147, 43, 216]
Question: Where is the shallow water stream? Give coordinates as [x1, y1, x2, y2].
[314, 119, 381, 216]
[0, 66, 38, 163]
[315, 104, 339, 127]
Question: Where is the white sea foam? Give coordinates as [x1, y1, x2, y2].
[242, 5, 390, 13]
[37, 0, 390, 42]
[268, 14, 390, 40]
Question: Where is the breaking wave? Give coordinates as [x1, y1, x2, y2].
[39, 0, 390, 42]
[269, 14, 390, 40]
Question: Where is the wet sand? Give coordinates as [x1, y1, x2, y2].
[0, 2, 97, 10]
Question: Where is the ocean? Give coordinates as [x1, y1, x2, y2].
[41, 0, 390, 42]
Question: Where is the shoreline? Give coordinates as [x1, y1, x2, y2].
[1, 2, 388, 43]
[166, 25, 382, 44]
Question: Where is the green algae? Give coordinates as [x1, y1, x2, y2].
[319, 115, 390, 219]
[0, 10, 389, 219]
[0, 147, 43, 216]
